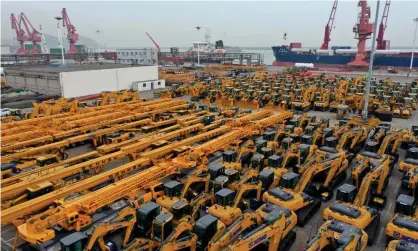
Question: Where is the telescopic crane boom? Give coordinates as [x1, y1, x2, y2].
[146, 32, 161, 52]
[19, 12, 41, 53]
[61, 8, 79, 53]
[376, 0, 391, 50]
[320, 0, 338, 50]
[11, 13, 28, 54]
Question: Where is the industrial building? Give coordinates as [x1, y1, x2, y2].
[4, 64, 159, 98]
[116, 48, 157, 65]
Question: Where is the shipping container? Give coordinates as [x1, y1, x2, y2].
[50, 48, 66, 54]
[75, 45, 87, 53]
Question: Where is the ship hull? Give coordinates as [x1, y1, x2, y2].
[272, 46, 418, 70]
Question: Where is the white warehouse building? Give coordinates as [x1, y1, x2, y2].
[116, 48, 158, 65]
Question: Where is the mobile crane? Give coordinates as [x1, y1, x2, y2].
[208, 204, 297, 251]
[323, 155, 392, 244]
[207, 181, 262, 226]
[304, 220, 368, 251]
[386, 194, 418, 245]
[2, 124, 224, 221]
[15, 162, 178, 244]
[263, 150, 348, 226]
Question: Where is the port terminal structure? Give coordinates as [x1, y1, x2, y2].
[1, 52, 264, 67]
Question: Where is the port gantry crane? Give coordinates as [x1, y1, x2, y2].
[376, 0, 391, 50]
[320, 0, 338, 50]
[61, 8, 79, 53]
[348, 0, 374, 67]
[18, 12, 41, 53]
[10, 13, 28, 54]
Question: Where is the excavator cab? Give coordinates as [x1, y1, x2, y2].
[222, 150, 237, 163]
[203, 115, 215, 126]
[298, 144, 312, 164]
[288, 119, 299, 128]
[153, 212, 174, 242]
[27, 181, 54, 200]
[193, 214, 224, 250]
[251, 153, 265, 171]
[208, 163, 225, 180]
[255, 140, 268, 152]
[304, 126, 315, 136]
[325, 136, 338, 148]
[336, 183, 357, 203]
[285, 125, 295, 134]
[213, 169, 240, 193]
[363, 140, 380, 153]
[172, 199, 191, 222]
[163, 181, 183, 198]
[324, 128, 334, 139]
[395, 194, 416, 216]
[405, 147, 418, 161]
[137, 202, 162, 237]
[36, 154, 59, 167]
[281, 137, 294, 151]
[60, 232, 89, 251]
[215, 188, 235, 207]
[263, 131, 276, 141]
[301, 135, 313, 145]
[279, 172, 300, 190]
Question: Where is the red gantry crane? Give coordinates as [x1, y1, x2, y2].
[61, 8, 79, 54]
[376, 0, 391, 50]
[320, 0, 338, 50]
[19, 12, 41, 53]
[348, 0, 374, 67]
[11, 13, 28, 54]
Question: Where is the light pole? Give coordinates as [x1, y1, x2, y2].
[196, 26, 201, 66]
[362, 0, 380, 120]
[55, 16, 65, 65]
[410, 17, 418, 74]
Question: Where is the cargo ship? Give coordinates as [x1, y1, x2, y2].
[272, 45, 418, 70]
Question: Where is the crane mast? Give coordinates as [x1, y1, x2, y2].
[10, 13, 28, 54]
[146, 32, 161, 52]
[61, 8, 79, 54]
[348, 0, 374, 67]
[39, 25, 49, 53]
[320, 0, 338, 50]
[19, 13, 41, 54]
[376, 0, 391, 50]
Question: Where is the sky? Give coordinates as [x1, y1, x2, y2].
[1, 1, 418, 48]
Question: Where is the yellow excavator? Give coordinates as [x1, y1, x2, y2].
[132, 212, 199, 251]
[59, 206, 137, 251]
[313, 88, 330, 111]
[399, 147, 418, 173]
[207, 181, 262, 226]
[222, 139, 256, 171]
[156, 173, 210, 211]
[304, 220, 368, 251]
[208, 204, 297, 251]
[386, 194, 418, 246]
[323, 155, 392, 245]
[218, 205, 297, 251]
[263, 149, 349, 226]
[386, 240, 418, 251]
